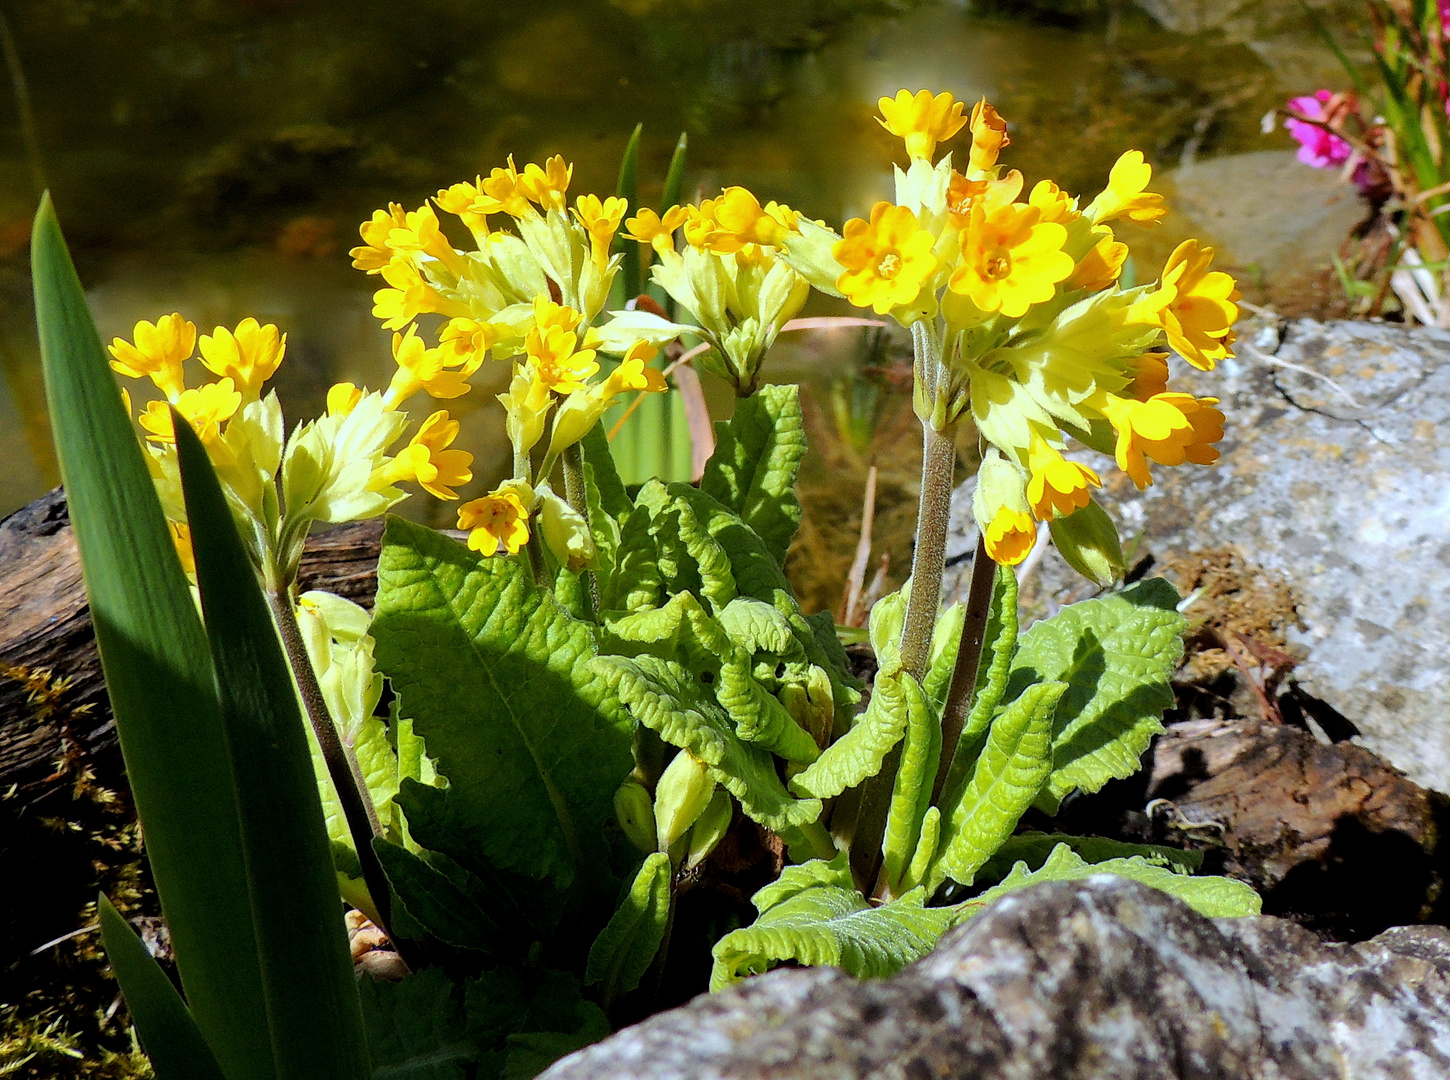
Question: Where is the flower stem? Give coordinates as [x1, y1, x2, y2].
[561, 442, 601, 616]
[265, 586, 412, 968]
[899, 419, 959, 682]
[931, 531, 994, 805]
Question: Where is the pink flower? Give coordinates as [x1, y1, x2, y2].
[1285, 90, 1352, 169]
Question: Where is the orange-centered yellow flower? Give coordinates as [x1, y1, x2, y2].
[1098, 391, 1225, 489]
[606, 341, 669, 395]
[1127, 352, 1170, 401]
[984, 506, 1037, 565]
[326, 382, 363, 417]
[109, 313, 196, 402]
[949, 201, 1073, 318]
[477, 157, 532, 217]
[519, 155, 572, 211]
[384, 325, 477, 407]
[711, 187, 791, 249]
[1084, 150, 1166, 226]
[877, 89, 967, 161]
[198, 318, 285, 399]
[433, 177, 491, 235]
[968, 99, 1011, 175]
[459, 489, 530, 555]
[138, 378, 242, 445]
[526, 324, 598, 395]
[1140, 239, 1239, 370]
[833, 202, 938, 315]
[1066, 231, 1128, 293]
[1026, 436, 1102, 520]
[370, 410, 473, 500]
[573, 193, 629, 265]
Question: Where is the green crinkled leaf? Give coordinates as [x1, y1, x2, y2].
[881, 673, 938, 896]
[699, 383, 806, 567]
[373, 518, 633, 890]
[751, 852, 856, 911]
[1008, 579, 1185, 811]
[636, 480, 737, 612]
[922, 602, 965, 717]
[930, 680, 1064, 891]
[592, 652, 821, 832]
[358, 966, 478, 1080]
[960, 843, 1262, 920]
[717, 596, 801, 658]
[973, 832, 1202, 885]
[586, 852, 673, 999]
[601, 506, 664, 614]
[788, 666, 911, 800]
[710, 875, 960, 990]
[581, 420, 632, 523]
[373, 838, 503, 955]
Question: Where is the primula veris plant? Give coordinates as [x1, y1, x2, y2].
[54, 92, 1260, 1078]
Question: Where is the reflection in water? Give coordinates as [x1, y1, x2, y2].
[0, 0, 1354, 598]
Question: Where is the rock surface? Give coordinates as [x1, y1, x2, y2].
[947, 318, 1450, 793]
[541, 877, 1450, 1079]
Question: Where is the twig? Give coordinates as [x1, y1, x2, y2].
[839, 464, 878, 627]
[1240, 341, 1363, 407]
[931, 533, 995, 805]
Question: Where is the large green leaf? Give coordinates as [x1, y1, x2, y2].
[585, 852, 673, 1001]
[973, 831, 1202, 884]
[699, 383, 806, 566]
[358, 967, 479, 1080]
[880, 673, 938, 896]
[958, 843, 1262, 920]
[96, 895, 227, 1080]
[373, 838, 503, 956]
[1008, 579, 1185, 811]
[372, 517, 633, 890]
[710, 855, 960, 990]
[929, 680, 1064, 891]
[32, 197, 273, 1079]
[175, 417, 370, 1079]
[788, 666, 910, 800]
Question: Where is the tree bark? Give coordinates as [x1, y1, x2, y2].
[0, 488, 383, 806]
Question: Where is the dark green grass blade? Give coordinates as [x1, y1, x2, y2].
[616, 122, 643, 301]
[31, 194, 275, 1080]
[174, 415, 372, 1080]
[97, 895, 228, 1080]
[661, 131, 689, 211]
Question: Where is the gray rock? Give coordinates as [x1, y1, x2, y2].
[540, 877, 1450, 1079]
[946, 318, 1450, 794]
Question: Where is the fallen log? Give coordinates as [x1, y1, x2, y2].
[0, 488, 383, 806]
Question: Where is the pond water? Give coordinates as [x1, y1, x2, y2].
[0, 0, 1356, 605]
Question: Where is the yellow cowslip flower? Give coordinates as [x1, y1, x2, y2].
[532, 296, 583, 335]
[1027, 179, 1079, 225]
[968, 100, 1011, 175]
[383, 325, 479, 408]
[138, 378, 242, 445]
[877, 89, 967, 162]
[439, 317, 498, 367]
[1026, 435, 1101, 521]
[573, 194, 629, 266]
[371, 259, 471, 330]
[710, 187, 792, 249]
[477, 157, 531, 217]
[520, 155, 572, 211]
[369, 410, 473, 500]
[327, 382, 363, 417]
[109, 313, 196, 402]
[434, 178, 491, 235]
[459, 488, 531, 555]
[1066, 231, 1128, 292]
[525, 323, 598, 394]
[1127, 352, 1170, 400]
[198, 318, 285, 399]
[984, 506, 1037, 565]
[385, 203, 467, 276]
[950, 201, 1074, 318]
[1084, 150, 1166, 226]
[606, 341, 669, 395]
[548, 340, 666, 457]
[624, 205, 689, 254]
[1135, 239, 1239, 370]
[833, 202, 939, 315]
[1098, 391, 1224, 489]
[946, 168, 1022, 230]
[350, 203, 410, 273]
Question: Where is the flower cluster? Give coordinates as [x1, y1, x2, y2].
[348, 155, 682, 557]
[755, 90, 1237, 571]
[107, 311, 473, 582]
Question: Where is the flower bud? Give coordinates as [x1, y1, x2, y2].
[614, 779, 657, 854]
[972, 449, 1037, 565]
[654, 749, 716, 852]
[1048, 497, 1125, 587]
[685, 788, 734, 870]
[536, 484, 595, 570]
